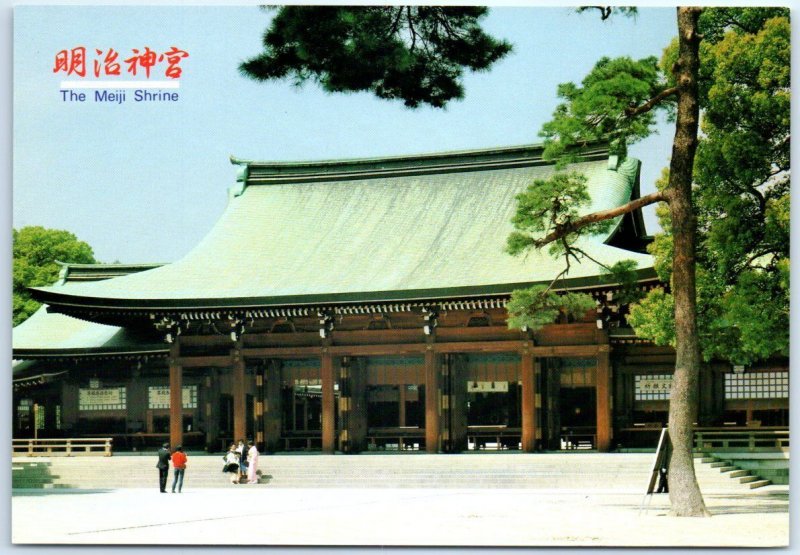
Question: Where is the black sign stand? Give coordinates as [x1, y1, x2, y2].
[640, 427, 670, 515]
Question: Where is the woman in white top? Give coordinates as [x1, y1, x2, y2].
[224, 444, 240, 484]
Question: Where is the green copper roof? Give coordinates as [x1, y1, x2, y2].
[12, 306, 165, 356]
[14, 266, 167, 357]
[32, 145, 652, 311]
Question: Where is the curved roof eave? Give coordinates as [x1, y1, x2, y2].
[31, 267, 659, 313]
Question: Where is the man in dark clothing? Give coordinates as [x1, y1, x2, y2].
[156, 443, 171, 493]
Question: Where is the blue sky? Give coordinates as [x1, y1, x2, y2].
[14, 5, 678, 263]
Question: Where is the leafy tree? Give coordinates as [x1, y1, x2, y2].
[13, 226, 96, 326]
[239, 6, 511, 108]
[506, 8, 788, 516]
[628, 13, 790, 366]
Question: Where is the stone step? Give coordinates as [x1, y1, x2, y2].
[718, 466, 737, 473]
[739, 475, 759, 484]
[709, 461, 731, 468]
[13, 454, 776, 492]
[748, 479, 772, 489]
[729, 470, 750, 479]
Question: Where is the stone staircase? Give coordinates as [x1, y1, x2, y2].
[12, 460, 70, 490]
[13, 452, 786, 492]
[693, 453, 772, 490]
[14, 452, 658, 490]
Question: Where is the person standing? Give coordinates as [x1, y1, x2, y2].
[246, 441, 259, 484]
[171, 445, 188, 493]
[156, 442, 171, 493]
[236, 439, 247, 480]
[224, 443, 240, 484]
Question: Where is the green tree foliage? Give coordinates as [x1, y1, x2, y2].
[13, 226, 96, 326]
[539, 56, 667, 160]
[240, 6, 511, 108]
[629, 12, 790, 365]
[506, 172, 613, 258]
[507, 286, 595, 332]
[505, 172, 637, 330]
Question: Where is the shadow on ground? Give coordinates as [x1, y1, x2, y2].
[12, 488, 114, 497]
[602, 490, 789, 516]
[705, 491, 789, 516]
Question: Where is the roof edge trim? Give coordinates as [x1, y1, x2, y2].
[31, 268, 659, 314]
[232, 141, 610, 186]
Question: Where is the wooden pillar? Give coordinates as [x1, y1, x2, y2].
[263, 360, 282, 453]
[205, 369, 220, 451]
[521, 347, 537, 453]
[254, 364, 265, 451]
[596, 346, 612, 452]
[337, 357, 368, 453]
[337, 357, 351, 452]
[398, 383, 407, 427]
[613, 364, 630, 430]
[424, 346, 440, 453]
[231, 342, 246, 443]
[169, 341, 183, 449]
[349, 358, 369, 453]
[321, 349, 336, 454]
[698, 363, 714, 426]
[449, 354, 469, 453]
[61, 380, 79, 435]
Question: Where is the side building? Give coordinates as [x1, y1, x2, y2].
[13, 144, 789, 453]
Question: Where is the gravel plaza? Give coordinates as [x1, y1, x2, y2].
[11, 482, 789, 547]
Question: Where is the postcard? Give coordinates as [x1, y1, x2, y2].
[10, 3, 790, 548]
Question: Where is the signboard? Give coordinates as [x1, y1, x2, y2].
[468, 381, 509, 393]
[634, 375, 672, 400]
[148, 385, 197, 409]
[294, 378, 321, 386]
[79, 387, 126, 410]
[640, 427, 671, 514]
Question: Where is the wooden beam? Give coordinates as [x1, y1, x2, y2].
[321, 350, 336, 454]
[178, 355, 233, 368]
[240, 341, 603, 359]
[168, 341, 183, 450]
[424, 346, 440, 453]
[434, 340, 525, 354]
[242, 346, 324, 358]
[521, 349, 536, 452]
[532, 344, 604, 357]
[178, 335, 234, 347]
[596, 349, 612, 452]
[332, 344, 427, 356]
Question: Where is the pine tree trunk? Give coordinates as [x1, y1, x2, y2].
[666, 7, 710, 517]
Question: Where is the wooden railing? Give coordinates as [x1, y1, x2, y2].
[368, 427, 424, 451]
[468, 426, 521, 450]
[694, 428, 789, 452]
[12, 438, 113, 457]
[281, 432, 323, 451]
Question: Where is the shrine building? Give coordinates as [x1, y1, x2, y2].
[12, 143, 789, 453]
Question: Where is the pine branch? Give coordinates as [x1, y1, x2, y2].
[533, 190, 667, 248]
[625, 87, 679, 117]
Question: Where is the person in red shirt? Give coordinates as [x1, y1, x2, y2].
[171, 445, 188, 493]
